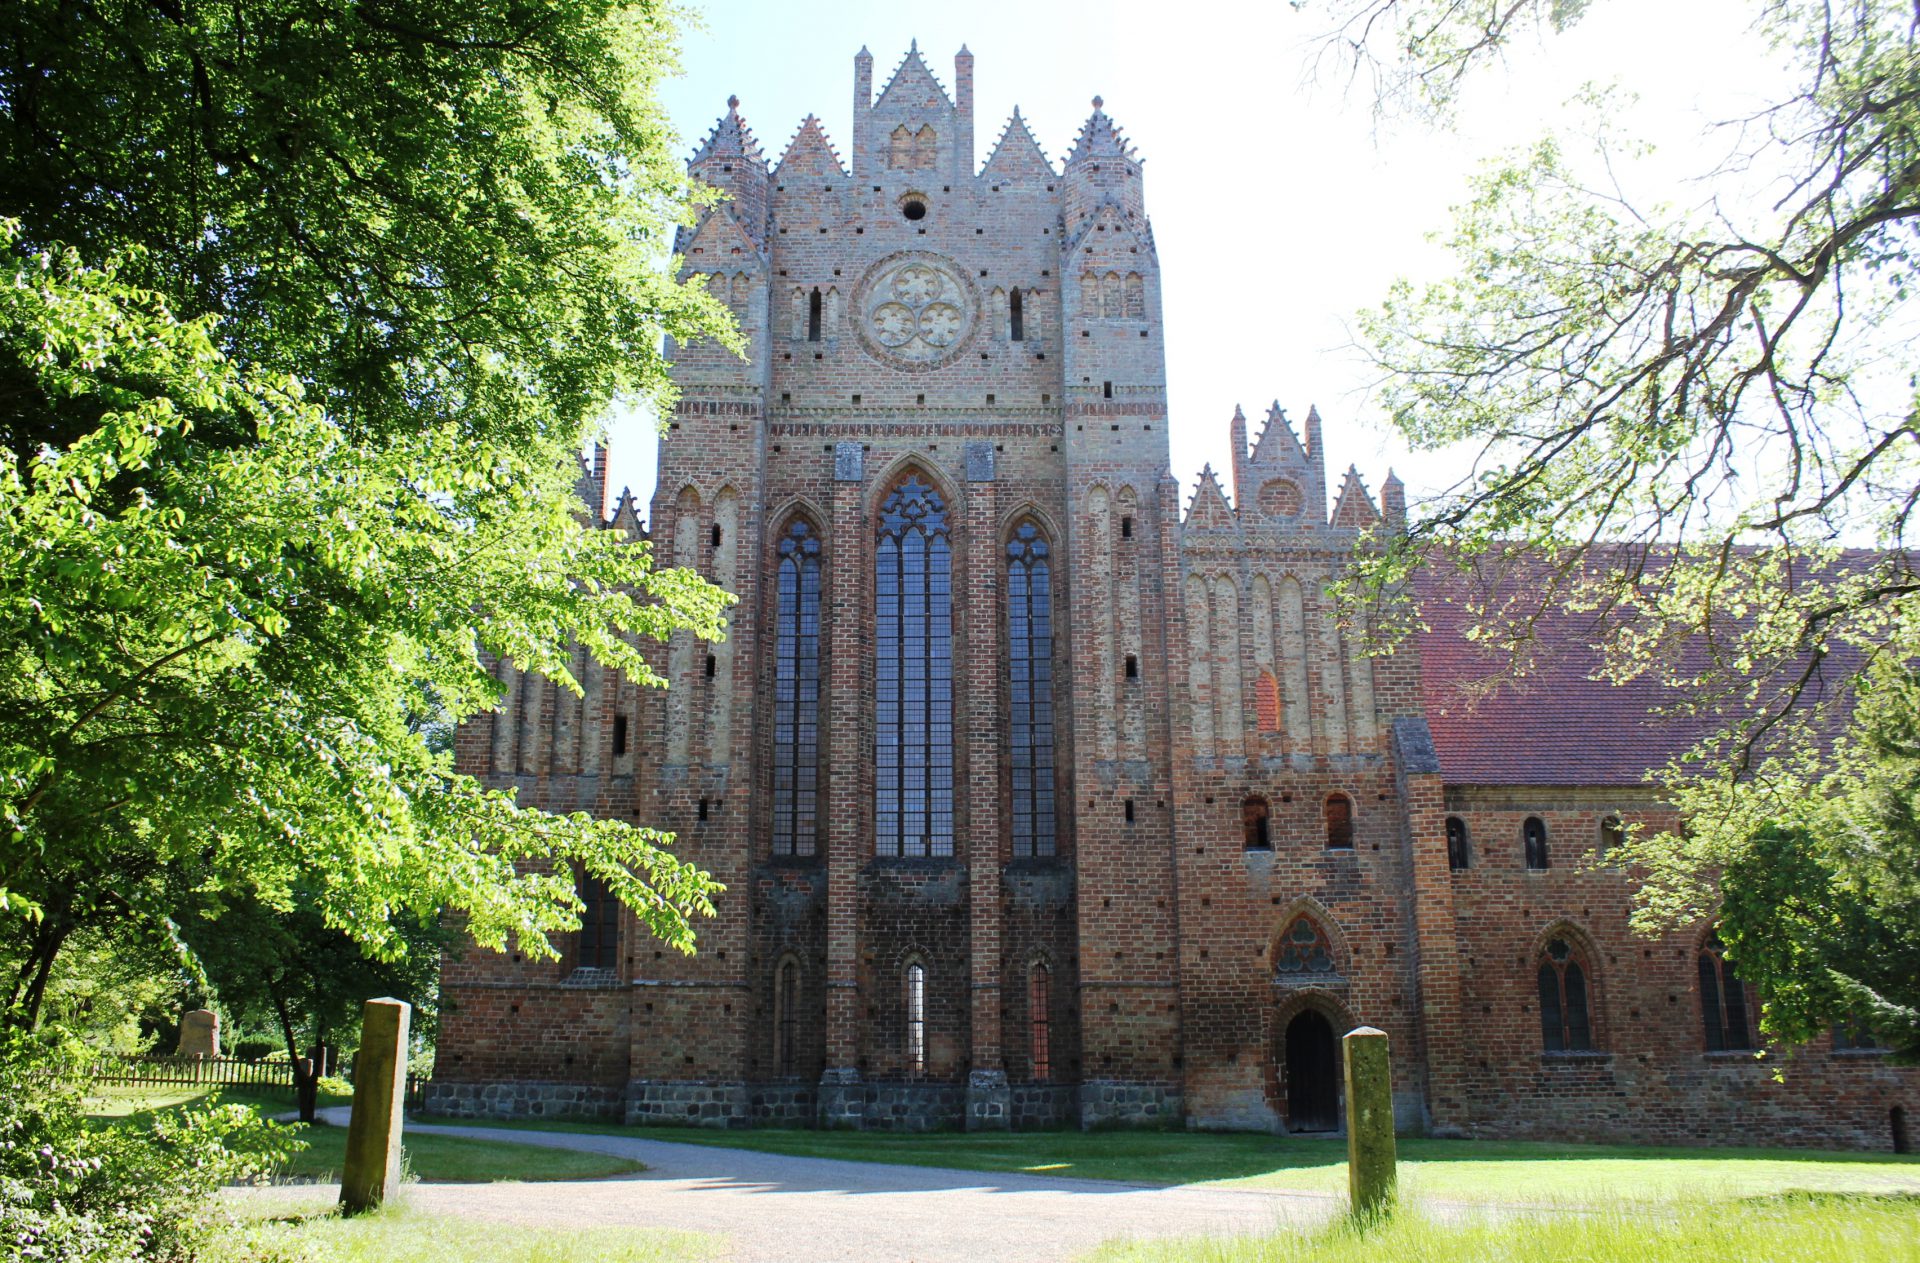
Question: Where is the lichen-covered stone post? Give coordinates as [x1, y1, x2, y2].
[1342, 1025, 1396, 1217]
[340, 997, 410, 1214]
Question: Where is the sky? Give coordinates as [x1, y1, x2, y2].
[602, 0, 1783, 521]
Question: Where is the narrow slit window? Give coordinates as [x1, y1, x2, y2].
[705, 653, 716, 679]
[612, 714, 628, 757]
[1524, 817, 1550, 870]
[1324, 793, 1355, 850]
[1029, 964, 1052, 1081]
[1120, 515, 1132, 539]
[1243, 796, 1272, 851]
[1445, 816, 1470, 870]
[905, 962, 927, 1075]
[807, 288, 822, 342]
[1123, 799, 1135, 823]
[1009, 287, 1025, 341]
[775, 958, 799, 1077]
[1124, 654, 1139, 680]
[575, 871, 618, 971]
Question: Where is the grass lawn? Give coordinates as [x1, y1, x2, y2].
[89, 1085, 646, 1184]
[421, 1112, 1920, 1205]
[1085, 1193, 1920, 1262]
[209, 1192, 722, 1263]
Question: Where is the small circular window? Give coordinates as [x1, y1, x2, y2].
[901, 197, 928, 222]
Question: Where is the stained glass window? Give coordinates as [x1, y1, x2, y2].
[1538, 937, 1593, 1051]
[1698, 933, 1753, 1052]
[1275, 916, 1336, 975]
[1008, 520, 1056, 858]
[876, 476, 953, 858]
[772, 519, 821, 857]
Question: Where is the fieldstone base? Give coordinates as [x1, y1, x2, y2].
[1078, 1079, 1183, 1129]
[817, 1069, 966, 1130]
[625, 1079, 750, 1128]
[965, 1069, 1011, 1131]
[750, 1082, 817, 1125]
[420, 1080, 621, 1121]
[1011, 1083, 1077, 1129]
[818, 1067, 866, 1129]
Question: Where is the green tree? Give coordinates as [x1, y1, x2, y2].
[1316, 0, 1920, 1047]
[1, 0, 739, 1032]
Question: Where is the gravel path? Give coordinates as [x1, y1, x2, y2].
[237, 1108, 1347, 1262]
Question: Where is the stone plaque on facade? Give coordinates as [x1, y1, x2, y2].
[851, 251, 979, 371]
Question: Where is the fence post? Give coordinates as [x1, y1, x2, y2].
[1343, 1025, 1398, 1218]
[340, 998, 410, 1214]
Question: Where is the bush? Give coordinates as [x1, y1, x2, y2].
[0, 1045, 296, 1262]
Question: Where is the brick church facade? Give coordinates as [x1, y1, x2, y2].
[429, 45, 1917, 1150]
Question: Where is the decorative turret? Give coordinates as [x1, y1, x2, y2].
[1229, 405, 1250, 510]
[1063, 96, 1144, 233]
[853, 46, 873, 174]
[688, 95, 770, 242]
[953, 45, 975, 182]
[1381, 469, 1406, 532]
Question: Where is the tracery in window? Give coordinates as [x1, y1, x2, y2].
[1008, 520, 1056, 858]
[1524, 816, 1550, 870]
[575, 871, 618, 971]
[1029, 963, 1052, 1081]
[1242, 795, 1272, 851]
[1445, 816, 1471, 871]
[1698, 933, 1753, 1052]
[1537, 936, 1593, 1051]
[876, 475, 953, 858]
[905, 960, 928, 1075]
[772, 518, 822, 857]
[1324, 793, 1355, 850]
[1274, 915, 1336, 975]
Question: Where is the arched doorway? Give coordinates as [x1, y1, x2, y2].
[1284, 1009, 1340, 1132]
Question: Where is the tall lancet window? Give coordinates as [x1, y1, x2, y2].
[876, 474, 954, 857]
[1008, 520, 1056, 858]
[772, 518, 822, 857]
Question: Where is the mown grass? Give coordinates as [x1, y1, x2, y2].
[420, 1113, 1920, 1204]
[1085, 1193, 1920, 1262]
[89, 1085, 645, 1184]
[209, 1193, 722, 1263]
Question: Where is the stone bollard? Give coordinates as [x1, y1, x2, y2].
[1342, 1025, 1397, 1218]
[340, 998, 410, 1214]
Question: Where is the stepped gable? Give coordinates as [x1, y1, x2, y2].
[980, 108, 1055, 181]
[774, 115, 847, 178]
[1329, 465, 1381, 530]
[1183, 464, 1236, 529]
[1065, 95, 1137, 166]
[873, 39, 952, 111]
[690, 95, 766, 166]
[1249, 401, 1310, 467]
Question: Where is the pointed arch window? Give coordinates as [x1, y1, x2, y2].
[1445, 816, 1471, 871]
[905, 960, 928, 1075]
[913, 125, 938, 169]
[1537, 937, 1592, 1051]
[774, 956, 801, 1077]
[876, 476, 954, 858]
[1524, 816, 1550, 870]
[772, 519, 822, 857]
[889, 125, 913, 170]
[1029, 963, 1053, 1081]
[1009, 287, 1025, 341]
[1698, 933, 1754, 1052]
[1324, 793, 1355, 850]
[575, 871, 618, 971]
[1008, 520, 1056, 858]
[1275, 915, 1336, 975]
[807, 288, 822, 342]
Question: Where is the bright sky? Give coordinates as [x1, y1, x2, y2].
[602, 0, 1784, 522]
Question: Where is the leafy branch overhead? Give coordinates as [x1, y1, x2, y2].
[1315, 0, 1920, 1054]
[1, 0, 741, 1030]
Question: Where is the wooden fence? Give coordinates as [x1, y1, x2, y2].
[84, 1053, 295, 1091]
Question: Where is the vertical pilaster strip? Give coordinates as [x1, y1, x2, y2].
[823, 444, 867, 1090]
[962, 445, 1006, 1125]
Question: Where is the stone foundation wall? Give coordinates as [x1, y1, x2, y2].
[1011, 1083, 1077, 1129]
[625, 1079, 750, 1128]
[420, 1080, 622, 1121]
[1078, 1079, 1181, 1128]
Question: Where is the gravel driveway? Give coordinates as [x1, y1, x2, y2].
[238, 1108, 1344, 1262]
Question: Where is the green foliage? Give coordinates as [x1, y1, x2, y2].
[0, 1043, 294, 1262]
[1321, 0, 1920, 1031]
[0, 0, 743, 1033]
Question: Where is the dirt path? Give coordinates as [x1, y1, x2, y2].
[237, 1109, 1348, 1262]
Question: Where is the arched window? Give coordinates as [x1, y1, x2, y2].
[1254, 672, 1281, 734]
[913, 124, 937, 169]
[1537, 937, 1592, 1051]
[1698, 933, 1753, 1052]
[807, 288, 822, 342]
[1324, 794, 1355, 850]
[1009, 287, 1025, 341]
[904, 961, 927, 1075]
[1274, 915, 1336, 975]
[1124, 272, 1145, 318]
[1028, 963, 1052, 1081]
[1446, 816, 1471, 871]
[1242, 796, 1272, 851]
[889, 124, 913, 169]
[774, 957, 800, 1077]
[1524, 817, 1550, 870]
[575, 871, 618, 971]
[876, 475, 953, 858]
[772, 518, 822, 857]
[1599, 814, 1626, 855]
[1008, 520, 1056, 858]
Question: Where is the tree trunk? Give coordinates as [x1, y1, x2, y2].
[271, 985, 320, 1125]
